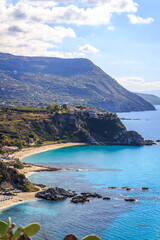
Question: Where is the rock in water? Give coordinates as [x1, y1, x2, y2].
[35, 187, 76, 201]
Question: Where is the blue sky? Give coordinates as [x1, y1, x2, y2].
[1, 0, 160, 95]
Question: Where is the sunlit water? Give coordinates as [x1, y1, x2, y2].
[0, 106, 160, 240]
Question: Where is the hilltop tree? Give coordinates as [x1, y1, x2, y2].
[47, 103, 61, 112]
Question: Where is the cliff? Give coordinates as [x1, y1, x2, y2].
[0, 108, 145, 149]
[0, 161, 38, 191]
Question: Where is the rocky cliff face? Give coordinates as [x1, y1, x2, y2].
[40, 112, 145, 146]
[0, 162, 38, 191]
[0, 109, 146, 148]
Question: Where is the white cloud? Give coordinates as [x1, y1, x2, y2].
[0, 0, 153, 57]
[117, 76, 160, 89]
[128, 14, 154, 24]
[117, 76, 145, 85]
[108, 25, 115, 30]
[9, 0, 138, 26]
[79, 44, 100, 53]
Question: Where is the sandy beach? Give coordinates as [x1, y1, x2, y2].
[0, 142, 85, 212]
[10, 142, 85, 161]
[0, 192, 37, 211]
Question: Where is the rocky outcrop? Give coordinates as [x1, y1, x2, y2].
[71, 196, 90, 203]
[141, 187, 149, 190]
[71, 193, 102, 203]
[125, 198, 136, 202]
[112, 130, 145, 146]
[0, 162, 37, 192]
[144, 140, 156, 145]
[35, 187, 76, 200]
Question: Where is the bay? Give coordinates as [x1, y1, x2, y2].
[0, 106, 160, 240]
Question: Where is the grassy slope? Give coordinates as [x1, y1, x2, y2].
[0, 53, 155, 112]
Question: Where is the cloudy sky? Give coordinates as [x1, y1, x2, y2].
[1, 0, 159, 94]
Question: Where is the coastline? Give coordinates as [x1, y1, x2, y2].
[10, 142, 86, 161]
[0, 192, 37, 212]
[0, 142, 85, 212]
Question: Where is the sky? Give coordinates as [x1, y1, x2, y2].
[0, 0, 160, 95]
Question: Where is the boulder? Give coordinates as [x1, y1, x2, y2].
[124, 198, 136, 202]
[141, 187, 149, 190]
[71, 195, 90, 203]
[35, 187, 76, 201]
[144, 140, 156, 145]
[81, 193, 102, 198]
[126, 187, 132, 191]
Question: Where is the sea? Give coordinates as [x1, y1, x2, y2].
[0, 106, 160, 240]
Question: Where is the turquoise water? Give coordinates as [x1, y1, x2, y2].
[0, 107, 160, 239]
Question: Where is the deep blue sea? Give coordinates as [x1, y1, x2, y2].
[0, 106, 160, 240]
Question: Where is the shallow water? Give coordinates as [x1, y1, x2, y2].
[0, 107, 160, 240]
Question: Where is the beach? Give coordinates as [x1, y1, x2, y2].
[10, 142, 85, 161]
[0, 192, 37, 211]
[0, 142, 85, 212]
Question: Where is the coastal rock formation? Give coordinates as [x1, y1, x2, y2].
[0, 107, 150, 148]
[0, 162, 38, 192]
[35, 187, 76, 200]
[71, 196, 90, 203]
[124, 198, 136, 202]
[81, 193, 102, 198]
[71, 193, 102, 203]
[141, 187, 149, 190]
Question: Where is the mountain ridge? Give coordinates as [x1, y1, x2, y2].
[135, 92, 160, 105]
[0, 52, 155, 112]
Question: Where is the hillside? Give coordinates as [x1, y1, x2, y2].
[0, 52, 155, 112]
[0, 161, 38, 191]
[136, 93, 160, 105]
[0, 107, 145, 149]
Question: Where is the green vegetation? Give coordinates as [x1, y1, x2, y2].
[75, 105, 87, 110]
[0, 217, 101, 240]
[0, 217, 40, 240]
[0, 106, 126, 155]
[0, 162, 39, 192]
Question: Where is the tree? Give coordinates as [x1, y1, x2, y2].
[47, 103, 61, 112]
[61, 104, 68, 111]
[75, 105, 87, 110]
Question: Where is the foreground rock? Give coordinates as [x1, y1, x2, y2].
[35, 187, 76, 201]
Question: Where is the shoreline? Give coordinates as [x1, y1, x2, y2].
[0, 142, 85, 212]
[10, 142, 86, 161]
